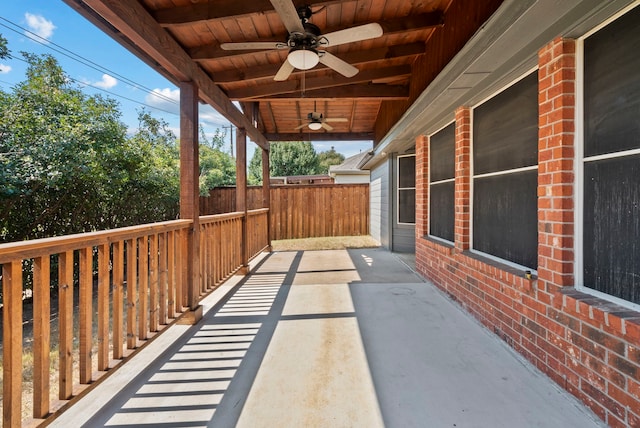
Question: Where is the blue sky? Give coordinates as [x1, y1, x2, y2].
[0, 1, 372, 160]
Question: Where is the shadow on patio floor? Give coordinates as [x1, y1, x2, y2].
[51, 248, 604, 428]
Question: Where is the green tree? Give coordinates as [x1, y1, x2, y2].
[317, 146, 345, 173]
[0, 33, 9, 59]
[0, 54, 180, 242]
[199, 127, 235, 194]
[248, 141, 320, 184]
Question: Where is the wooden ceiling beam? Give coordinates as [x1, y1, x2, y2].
[153, 0, 344, 26]
[65, 0, 268, 150]
[189, 13, 442, 61]
[249, 84, 409, 100]
[211, 42, 425, 83]
[227, 65, 411, 100]
[264, 132, 375, 141]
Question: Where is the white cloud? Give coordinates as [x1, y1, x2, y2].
[0, 64, 11, 74]
[145, 87, 180, 114]
[24, 13, 56, 41]
[94, 74, 117, 89]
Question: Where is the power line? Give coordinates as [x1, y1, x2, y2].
[6, 54, 179, 116]
[0, 16, 178, 105]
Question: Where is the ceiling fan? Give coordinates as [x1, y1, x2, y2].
[220, 0, 383, 81]
[295, 102, 348, 131]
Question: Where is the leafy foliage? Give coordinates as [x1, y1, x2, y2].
[199, 128, 236, 194]
[248, 141, 321, 184]
[0, 54, 182, 241]
[317, 146, 345, 174]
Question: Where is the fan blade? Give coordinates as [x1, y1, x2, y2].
[270, 0, 304, 34]
[318, 52, 358, 78]
[274, 60, 295, 81]
[325, 118, 349, 123]
[321, 122, 334, 131]
[323, 23, 383, 47]
[294, 123, 308, 130]
[220, 41, 283, 50]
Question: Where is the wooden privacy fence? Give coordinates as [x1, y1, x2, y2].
[0, 209, 268, 426]
[201, 184, 370, 240]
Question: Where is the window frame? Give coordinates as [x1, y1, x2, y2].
[469, 68, 539, 272]
[575, 2, 640, 311]
[396, 153, 416, 226]
[428, 121, 456, 244]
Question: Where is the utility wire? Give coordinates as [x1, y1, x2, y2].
[5, 54, 178, 116]
[0, 16, 178, 105]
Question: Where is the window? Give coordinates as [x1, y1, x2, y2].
[580, 5, 640, 305]
[429, 123, 455, 242]
[472, 72, 539, 269]
[397, 155, 415, 224]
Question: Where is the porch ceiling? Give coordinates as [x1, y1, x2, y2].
[63, 0, 503, 145]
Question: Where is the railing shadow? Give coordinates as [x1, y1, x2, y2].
[78, 251, 302, 428]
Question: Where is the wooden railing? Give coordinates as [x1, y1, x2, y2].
[0, 209, 269, 426]
[247, 208, 270, 258]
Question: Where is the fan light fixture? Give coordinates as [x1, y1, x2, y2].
[308, 121, 323, 130]
[288, 47, 319, 70]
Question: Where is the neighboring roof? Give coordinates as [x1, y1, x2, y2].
[329, 151, 373, 175]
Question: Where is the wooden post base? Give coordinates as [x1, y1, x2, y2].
[177, 305, 203, 325]
[237, 265, 250, 275]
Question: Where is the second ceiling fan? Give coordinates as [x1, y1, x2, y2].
[220, 0, 383, 81]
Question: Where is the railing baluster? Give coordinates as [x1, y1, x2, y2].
[167, 230, 176, 319]
[58, 251, 73, 399]
[33, 255, 51, 418]
[112, 241, 124, 360]
[79, 246, 93, 384]
[180, 229, 188, 309]
[138, 236, 148, 340]
[175, 229, 183, 311]
[126, 238, 137, 349]
[3, 260, 23, 427]
[158, 232, 168, 325]
[149, 233, 159, 332]
[98, 244, 110, 371]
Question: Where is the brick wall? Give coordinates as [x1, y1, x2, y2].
[415, 37, 640, 427]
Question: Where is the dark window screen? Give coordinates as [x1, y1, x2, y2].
[584, 6, 640, 157]
[399, 189, 415, 224]
[398, 156, 416, 188]
[429, 181, 454, 242]
[583, 155, 640, 305]
[473, 72, 539, 175]
[430, 123, 455, 182]
[473, 170, 538, 269]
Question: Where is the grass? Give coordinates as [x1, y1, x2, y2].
[271, 235, 380, 251]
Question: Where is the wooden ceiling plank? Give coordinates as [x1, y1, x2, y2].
[264, 132, 375, 141]
[210, 42, 424, 83]
[250, 84, 409, 100]
[153, 0, 346, 26]
[67, 0, 268, 149]
[266, 102, 278, 133]
[189, 13, 441, 61]
[227, 64, 411, 99]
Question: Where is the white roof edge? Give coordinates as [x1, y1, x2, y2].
[363, 0, 635, 170]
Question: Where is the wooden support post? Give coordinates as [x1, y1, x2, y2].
[236, 127, 249, 274]
[262, 146, 272, 251]
[178, 80, 202, 325]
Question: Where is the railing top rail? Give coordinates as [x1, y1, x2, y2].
[0, 219, 192, 264]
[199, 211, 244, 224]
[247, 208, 269, 216]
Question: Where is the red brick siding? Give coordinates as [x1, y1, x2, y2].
[415, 37, 640, 426]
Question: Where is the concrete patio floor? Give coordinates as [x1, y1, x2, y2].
[50, 248, 604, 427]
